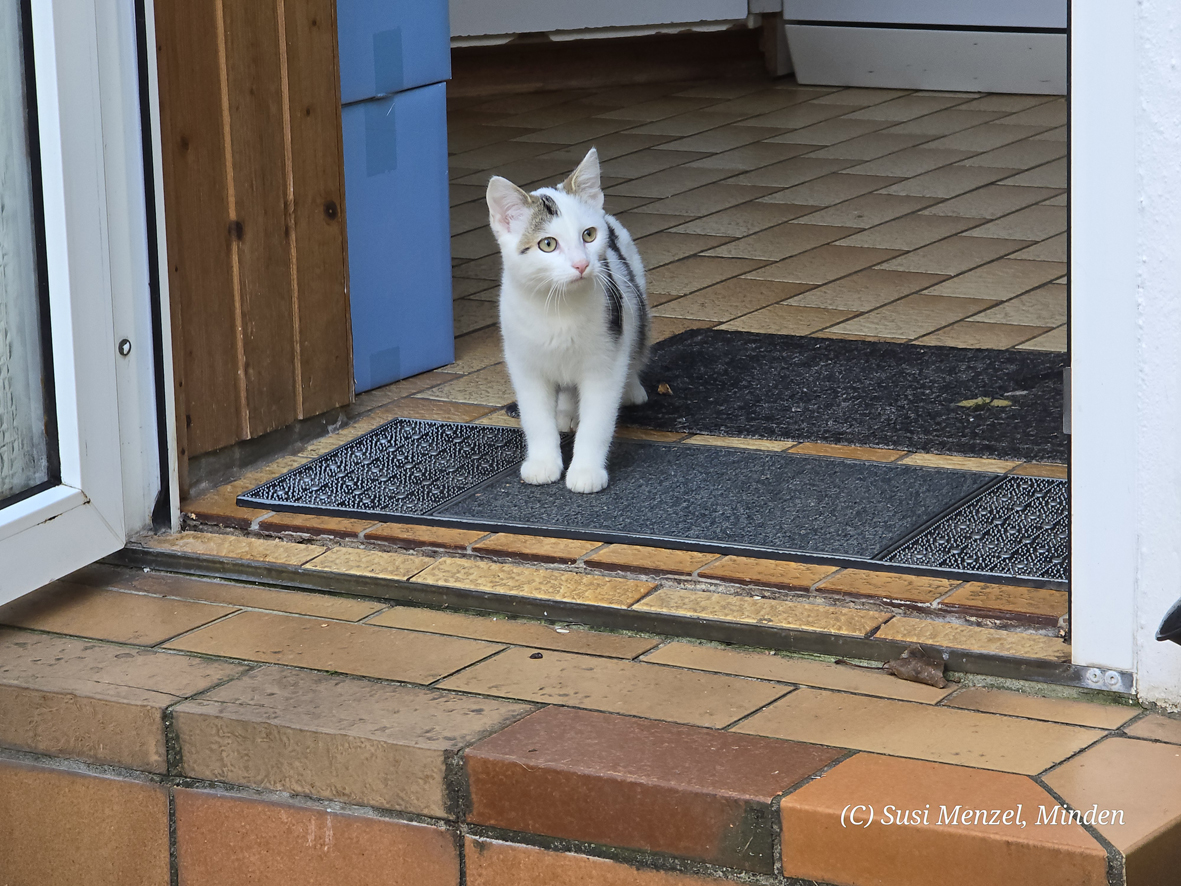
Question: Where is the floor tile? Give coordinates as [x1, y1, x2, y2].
[792, 193, 937, 228]
[644, 642, 955, 703]
[0, 581, 236, 646]
[878, 236, 1025, 275]
[737, 101, 848, 130]
[1008, 232, 1067, 262]
[959, 95, 1054, 113]
[914, 320, 1050, 349]
[353, 370, 461, 411]
[651, 279, 801, 321]
[165, 609, 500, 682]
[1032, 125, 1067, 142]
[824, 293, 995, 340]
[681, 434, 795, 451]
[684, 141, 812, 170]
[606, 166, 731, 199]
[835, 214, 981, 250]
[735, 688, 1105, 773]
[924, 122, 1048, 152]
[412, 557, 655, 608]
[997, 100, 1067, 127]
[610, 210, 681, 239]
[779, 753, 1107, 886]
[696, 555, 837, 590]
[466, 837, 721, 886]
[759, 173, 900, 207]
[173, 666, 529, 816]
[961, 139, 1066, 169]
[810, 88, 911, 107]
[182, 485, 272, 530]
[365, 398, 496, 423]
[638, 182, 777, 217]
[805, 132, 928, 162]
[540, 132, 677, 163]
[963, 205, 1068, 241]
[945, 688, 1138, 729]
[1001, 158, 1067, 188]
[654, 124, 785, 154]
[874, 617, 1070, 662]
[885, 109, 1009, 138]
[646, 256, 767, 295]
[845, 148, 976, 178]
[650, 317, 718, 341]
[1011, 462, 1069, 479]
[785, 268, 946, 312]
[717, 304, 856, 335]
[302, 546, 436, 581]
[1124, 713, 1181, 745]
[925, 259, 1066, 299]
[613, 427, 689, 442]
[815, 568, 958, 604]
[667, 201, 816, 237]
[470, 534, 601, 564]
[703, 221, 858, 261]
[453, 297, 500, 334]
[788, 442, 907, 462]
[516, 117, 635, 145]
[257, 512, 377, 538]
[972, 283, 1067, 327]
[627, 109, 751, 137]
[465, 706, 840, 873]
[899, 453, 1021, 473]
[746, 244, 902, 284]
[595, 96, 718, 122]
[442, 326, 505, 374]
[365, 522, 489, 551]
[730, 156, 855, 188]
[633, 231, 733, 268]
[921, 184, 1059, 219]
[878, 163, 1020, 198]
[584, 544, 720, 576]
[422, 363, 515, 406]
[450, 226, 501, 260]
[634, 588, 888, 637]
[438, 646, 787, 728]
[1044, 737, 1181, 885]
[770, 116, 892, 146]
[844, 94, 972, 121]
[369, 607, 659, 659]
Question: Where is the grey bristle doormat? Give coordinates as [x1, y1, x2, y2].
[239, 418, 1067, 584]
[510, 330, 1067, 463]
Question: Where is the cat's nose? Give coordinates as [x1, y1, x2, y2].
[572, 259, 589, 276]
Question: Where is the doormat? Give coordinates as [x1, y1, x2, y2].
[239, 419, 1065, 584]
[614, 330, 1067, 463]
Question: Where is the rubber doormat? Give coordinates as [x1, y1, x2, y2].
[618, 330, 1068, 463]
[239, 419, 1065, 585]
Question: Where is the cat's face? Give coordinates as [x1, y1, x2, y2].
[487, 148, 608, 288]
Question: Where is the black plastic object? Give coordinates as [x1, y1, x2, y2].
[1158, 599, 1181, 645]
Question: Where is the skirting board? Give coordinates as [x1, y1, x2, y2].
[785, 25, 1066, 95]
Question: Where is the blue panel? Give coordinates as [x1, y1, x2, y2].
[343, 84, 455, 393]
[338, 0, 451, 104]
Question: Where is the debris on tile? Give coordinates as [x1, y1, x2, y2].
[838, 645, 951, 688]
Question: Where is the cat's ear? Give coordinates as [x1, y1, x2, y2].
[487, 177, 533, 236]
[562, 147, 603, 210]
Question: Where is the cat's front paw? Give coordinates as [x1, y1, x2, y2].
[521, 455, 563, 485]
[565, 463, 608, 493]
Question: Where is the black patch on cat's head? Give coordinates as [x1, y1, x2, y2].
[519, 246, 531, 254]
[538, 194, 559, 218]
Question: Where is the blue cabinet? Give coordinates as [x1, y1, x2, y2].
[338, 1, 454, 393]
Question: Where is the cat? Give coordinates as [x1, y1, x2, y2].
[486, 147, 649, 494]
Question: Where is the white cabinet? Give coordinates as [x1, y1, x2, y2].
[450, 0, 748, 39]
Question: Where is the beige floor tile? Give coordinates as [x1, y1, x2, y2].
[650, 317, 718, 341]
[470, 534, 601, 564]
[810, 88, 910, 107]
[1032, 125, 1067, 142]
[450, 182, 489, 207]
[769, 116, 892, 146]
[815, 569, 958, 604]
[682, 434, 794, 451]
[453, 298, 500, 335]
[684, 141, 813, 170]
[595, 96, 718, 122]
[836, 214, 981, 250]
[451, 203, 492, 237]
[883, 109, 1006, 138]
[437, 646, 787, 727]
[515, 117, 634, 145]
[421, 363, 515, 407]
[369, 607, 660, 659]
[644, 642, 955, 703]
[824, 293, 995, 340]
[792, 194, 937, 229]
[785, 268, 946, 312]
[846, 148, 977, 178]
[997, 100, 1067, 127]
[655, 125, 784, 155]
[257, 512, 378, 539]
[697, 556, 838, 590]
[364, 522, 488, 550]
[959, 95, 1054, 114]
[789, 442, 907, 462]
[611, 210, 681, 239]
[922, 184, 1060, 219]
[668, 201, 816, 238]
[646, 256, 767, 295]
[875, 617, 1069, 662]
[1043, 737, 1181, 884]
[1011, 462, 1069, 479]
[945, 688, 1137, 730]
[703, 222, 859, 261]
[717, 304, 855, 335]
[899, 452, 1020, 472]
[972, 283, 1066, 328]
[914, 321, 1051, 349]
[1008, 233, 1067, 262]
[747, 245, 902, 285]
[613, 427, 689, 442]
[1124, 713, 1181, 745]
[878, 164, 1019, 198]
[938, 582, 1067, 620]
[540, 132, 677, 164]
[452, 254, 502, 281]
[165, 610, 501, 683]
[806, 133, 929, 162]
[627, 109, 751, 137]
[963, 205, 1067, 241]
[142, 531, 326, 566]
[923, 122, 1047, 152]
[760, 173, 901, 207]
[1001, 158, 1067, 188]
[633, 231, 734, 268]
[413, 557, 655, 608]
[926, 259, 1067, 299]
[961, 139, 1066, 170]
[734, 689, 1104, 774]
[878, 236, 1025, 275]
[845, 94, 971, 122]
[370, 398, 496, 423]
[737, 101, 849, 131]
[606, 166, 731, 199]
[634, 588, 888, 637]
[301, 546, 436, 581]
[584, 544, 720, 576]
[638, 182, 777, 217]
[730, 156, 856, 188]
[443, 327, 504, 374]
[654, 277, 809, 321]
[604, 194, 660, 214]
[182, 484, 272, 530]
[473, 410, 521, 428]
[353, 370, 460, 411]
[0, 583, 236, 646]
[1040, 192, 1068, 206]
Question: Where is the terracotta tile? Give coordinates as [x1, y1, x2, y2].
[412, 557, 655, 608]
[0, 581, 235, 645]
[423, 363, 516, 407]
[779, 753, 1108, 886]
[879, 236, 1026, 275]
[875, 617, 1070, 662]
[369, 607, 659, 659]
[789, 442, 907, 462]
[1001, 158, 1067, 188]
[466, 837, 720, 886]
[899, 452, 1020, 472]
[164, 610, 501, 682]
[645, 641, 955, 703]
[649, 317, 717, 342]
[718, 304, 856, 334]
[471, 533, 601, 564]
[366, 522, 488, 550]
[1009, 233, 1067, 262]
[847, 148, 977, 178]
[645, 256, 766, 296]
[142, 530, 326, 566]
[760, 173, 900, 207]
[729, 156, 855, 188]
[697, 555, 837, 590]
[685, 140, 812, 170]
[785, 268, 945, 312]
[827, 293, 996, 340]
[634, 588, 887, 637]
[1011, 462, 1069, 479]
[925, 258, 1066, 299]
[702, 221, 858, 262]
[973, 283, 1067, 327]
[814, 569, 958, 604]
[945, 688, 1138, 729]
[0, 759, 170, 886]
[585, 544, 719, 576]
[438, 647, 786, 728]
[466, 706, 840, 872]
[607, 165, 731, 199]
[961, 139, 1066, 170]
[805, 132, 928, 162]
[681, 434, 794, 451]
[735, 688, 1105, 773]
[922, 184, 1060, 219]
[173, 666, 529, 816]
[0, 627, 244, 770]
[667, 201, 816, 238]
[302, 545, 436, 580]
[257, 512, 376, 538]
[940, 581, 1068, 620]
[632, 231, 732, 268]
[1044, 737, 1181, 885]
[175, 789, 460, 886]
[747, 245, 902, 285]
[1125, 713, 1181, 744]
[879, 164, 1018, 198]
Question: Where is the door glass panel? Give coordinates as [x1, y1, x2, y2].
[0, 0, 56, 507]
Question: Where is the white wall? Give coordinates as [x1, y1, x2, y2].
[449, 0, 747, 39]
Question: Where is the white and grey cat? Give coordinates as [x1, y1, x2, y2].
[486, 148, 649, 494]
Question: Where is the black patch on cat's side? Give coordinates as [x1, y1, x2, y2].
[601, 266, 625, 337]
[538, 194, 559, 218]
[601, 221, 633, 338]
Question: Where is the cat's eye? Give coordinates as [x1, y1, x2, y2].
[582, 227, 597, 243]
[538, 237, 557, 252]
